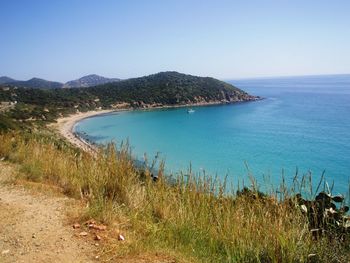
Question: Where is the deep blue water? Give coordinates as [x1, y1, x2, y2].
[75, 75, 350, 195]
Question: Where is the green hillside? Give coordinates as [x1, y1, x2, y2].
[86, 71, 256, 106]
[1, 72, 257, 106]
[0, 72, 258, 127]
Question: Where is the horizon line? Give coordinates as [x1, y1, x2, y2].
[1, 72, 350, 84]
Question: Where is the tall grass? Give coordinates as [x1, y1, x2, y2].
[0, 131, 348, 262]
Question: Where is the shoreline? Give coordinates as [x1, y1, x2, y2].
[50, 109, 117, 153]
[51, 99, 261, 153]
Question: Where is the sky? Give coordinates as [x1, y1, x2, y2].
[1, 0, 350, 82]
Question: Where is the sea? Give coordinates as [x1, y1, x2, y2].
[74, 74, 350, 196]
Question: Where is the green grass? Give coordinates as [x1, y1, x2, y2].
[0, 131, 349, 262]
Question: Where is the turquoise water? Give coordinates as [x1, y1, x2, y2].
[75, 75, 350, 195]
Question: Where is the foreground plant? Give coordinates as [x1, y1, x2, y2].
[0, 131, 349, 262]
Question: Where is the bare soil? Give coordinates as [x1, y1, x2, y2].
[0, 162, 97, 263]
[0, 162, 180, 263]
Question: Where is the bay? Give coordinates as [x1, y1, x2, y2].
[75, 74, 350, 195]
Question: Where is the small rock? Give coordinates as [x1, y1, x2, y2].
[94, 234, 101, 241]
[32, 234, 36, 238]
[73, 223, 80, 229]
[88, 224, 107, 231]
[118, 234, 125, 241]
[79, 231, 88, 236]
[85, 219, 96, 225]
[1, 249, 10, 255]
[300, 204, 307, 213]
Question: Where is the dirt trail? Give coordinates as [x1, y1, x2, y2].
[0, 162, 96, 263]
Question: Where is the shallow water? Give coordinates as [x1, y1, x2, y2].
[75, 75, 350, 195]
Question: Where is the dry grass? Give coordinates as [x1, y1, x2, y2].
[0, 131, 348, 262]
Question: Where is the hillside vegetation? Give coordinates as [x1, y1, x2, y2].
[7, 77, 64, 89]
[0, 131, 348, 262]
[0, 72, 257, 129]
[63, 74, 120, 88]
[1, 71, 347, 262]
[86, 71, 256, 107]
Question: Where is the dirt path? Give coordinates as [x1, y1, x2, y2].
[0, 162, 96, 263]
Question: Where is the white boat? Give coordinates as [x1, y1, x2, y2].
[187, 108, 195, 113]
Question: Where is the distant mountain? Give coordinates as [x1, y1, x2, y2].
[63, 74, 120, 88]
[8, 78, 63, 89]
[0, 74, 120, 89]
[0, 76, 17, 84]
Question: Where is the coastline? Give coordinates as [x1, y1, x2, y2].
[51, 99, 261, 153]
[50, 109, 116, 153]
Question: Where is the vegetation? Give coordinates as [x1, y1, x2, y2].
[63, 74, 120, 88]
[0, 131, 348, 262]
[0, 72, 255, 118]
[86, 71, 256, 107]
[0, 74, 121, 89]
[6, 77, 64, 89]
[0, 71, 348, 262]
[0, 72, 257, 131]
[0, 114, 19, 131]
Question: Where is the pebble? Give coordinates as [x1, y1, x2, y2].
[79, 231, 88, 236]
[88, 223, 106, 231]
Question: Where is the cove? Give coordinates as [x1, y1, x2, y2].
[75, 75, 350, 195]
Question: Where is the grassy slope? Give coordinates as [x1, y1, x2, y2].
[0, 131, 348, 262]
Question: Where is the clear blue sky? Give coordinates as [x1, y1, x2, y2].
[1, 0, 349, 82]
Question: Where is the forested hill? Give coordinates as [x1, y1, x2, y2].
[0, 72, 258, 125]
[0, 74, 121, 89]
[7, 78, 64, 89]
[86, 71, 256, 106]
[63, 74, 121, 88]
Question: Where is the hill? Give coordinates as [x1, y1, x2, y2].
[0, 72, 348, 263]
[0, 74, 120, 89]
[8, 78, 63, 89]
[87, 71, 257, 107]
[0, 71, 258, 125]
[0, 76, 17, 84]
[63, 74, 120, 88]
[1, 72, 257, 108]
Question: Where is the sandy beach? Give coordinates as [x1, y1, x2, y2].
[50, 109, 115, 152]
[50, 100, 259, 153]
